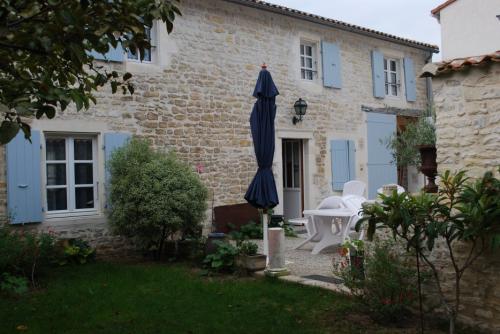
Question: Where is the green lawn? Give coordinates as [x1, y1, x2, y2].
[0, 262, 450, 334]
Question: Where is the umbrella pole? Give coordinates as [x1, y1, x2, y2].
[260, 209, 269, 262]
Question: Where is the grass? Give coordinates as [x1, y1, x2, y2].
[0, 262, 467, 334]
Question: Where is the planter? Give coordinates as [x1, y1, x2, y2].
[204, 232, 226, 255]
[236, 254, 267, 271]
[418, 145, 438, 193]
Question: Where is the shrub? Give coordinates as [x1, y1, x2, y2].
[59, 239, 96, 266]
[0, 223, 58, 286]
[239, 241, 258, 256]
[335, 239, 418, 324]
[203, 241, 239, 273]
[108, 139, 208, 259]
[0, 273, 29, 295]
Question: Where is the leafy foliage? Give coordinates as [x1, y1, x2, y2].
[336, 239, 419, 324]
[0, 272, 29, 295]
[107, 138, 208, 259]
[238, 241, 258, 256]
[0, 0, 180, 144]
[384, 117, 436, 168]
[203, 241, 239, 273]
[357, 169, 500, 333]
[59, 239, 96, 266]
[0, 223, 58, 286]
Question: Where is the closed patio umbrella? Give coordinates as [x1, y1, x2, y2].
[245, 64, 279, 256]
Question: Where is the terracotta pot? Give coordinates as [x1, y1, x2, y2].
[418, 145, 438, 193]
[236, 254, 267, 272]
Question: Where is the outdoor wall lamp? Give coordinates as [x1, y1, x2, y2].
[293, 98, 308, 125]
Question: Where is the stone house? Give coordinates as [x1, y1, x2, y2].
[421, 50, 500, 333]
[2, 0, 437, 250]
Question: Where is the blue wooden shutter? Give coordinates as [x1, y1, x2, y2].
[371, 50, 385, 98]
[89, 42, 124, 62]
[331, 139, 355, 191]
[404, 57, 417, 102]
[321, 41, 342, 89]
[104, 133, 131, 207]
[6, 131, 43, 224]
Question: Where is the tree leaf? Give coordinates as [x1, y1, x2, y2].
[0, 121, 19, 144]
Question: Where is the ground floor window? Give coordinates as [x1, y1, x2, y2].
[45, 135, 98, 214]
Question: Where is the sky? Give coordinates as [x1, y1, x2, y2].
[265, 0, 444, 60]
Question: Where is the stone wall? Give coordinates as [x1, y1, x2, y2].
[432, 62, 500, 332]
[0, 0, 431, 254]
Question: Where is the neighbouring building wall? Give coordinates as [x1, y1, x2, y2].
[0, 0, 432, 255]
[432, 62, 500, 332]
[439, 0, 500, 60]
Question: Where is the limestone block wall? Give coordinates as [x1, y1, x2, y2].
[0, 0, 431, 254]
[432, 62, 500, 332]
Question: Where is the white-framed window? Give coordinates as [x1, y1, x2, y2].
[127, 25, 155, 63]
[384, 58, 401, 97]
[45, 135, 98, 216]
[300, 42, 317, 80]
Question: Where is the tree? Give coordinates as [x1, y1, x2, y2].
[107, 139, 208, 259]
[358, 169, 500, 334]
[0, 0, 180, 144]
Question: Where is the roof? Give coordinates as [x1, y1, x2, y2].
[420, 51, 500, 77]
[431, 0, 458, 16]
[223, 0, 439, 52]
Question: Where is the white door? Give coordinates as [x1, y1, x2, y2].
[282, 139, 303, 220]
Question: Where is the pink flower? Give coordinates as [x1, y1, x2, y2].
[196, 164, 205, 174]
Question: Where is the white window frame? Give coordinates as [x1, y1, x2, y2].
[300, 41, 317, 81]
[384, 57, 401, 98]
[44, 135, 99, 218]
[127, 24, 156, 64]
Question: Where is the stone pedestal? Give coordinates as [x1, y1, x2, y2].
[264, 227, 289, 277]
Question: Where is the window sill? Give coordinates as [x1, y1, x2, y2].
[45, 210, 102, 221]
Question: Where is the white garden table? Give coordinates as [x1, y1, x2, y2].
[302, 208, 355, 254]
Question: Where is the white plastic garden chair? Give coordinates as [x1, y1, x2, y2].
[376, 184, 406, 196]
[336, 195, 367, 242]
[342, 180, 366, 197]
[294, 196, 344, 250]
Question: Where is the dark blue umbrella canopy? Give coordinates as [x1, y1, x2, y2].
[244, 67, 279, 209]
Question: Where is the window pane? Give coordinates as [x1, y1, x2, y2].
[384, 59, 387, 70]
[286, 142, 293, 188]
[47, 164, 66, 185]
[47, 188, 67, 211]
[305, 46, 312, 56]
[300, 44, 304, 55]
[392, 85, 398, 96]
[74, 139, 92, 160]
[390, 60, 397, 72]
[384, 72, 388, 83]
[46, 139, 65, 160]
[385, 84, 389, 95]
[143, 48, 151, 62]
[300, 57, 304, 67]
[75, 187, 94, 209]
[306, 58, 312, 69]
[306, 70, 313, 80]
[391, 72, 397, 84]
[301, 69, 305, 79]
[293, 142, 300, 188]
[75, 163, 93, 185]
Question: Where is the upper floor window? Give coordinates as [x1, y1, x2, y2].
[300, 42, 317, 80]
[127, 25, 155, 62]
[384, 58, 400, 97]
[45, 136, 98, 215]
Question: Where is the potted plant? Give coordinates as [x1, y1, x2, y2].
[341, 238, 365, 280]
[385, 116, 436, 193]
[236, 241, 266, 272]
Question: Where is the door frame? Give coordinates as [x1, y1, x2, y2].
[274, 129, 315, 217]
[282, 139, 304, 218]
